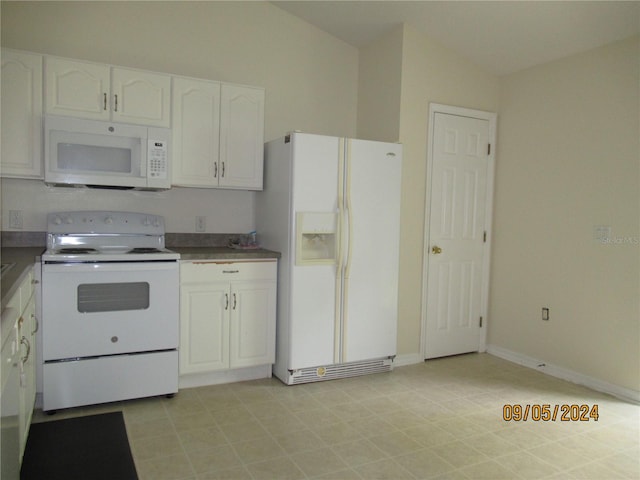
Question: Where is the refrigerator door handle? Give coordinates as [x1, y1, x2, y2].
[343, 139, 354, 281]
[334, 138, 347, 364]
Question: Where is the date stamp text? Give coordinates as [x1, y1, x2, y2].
[503, 404, 599, 422]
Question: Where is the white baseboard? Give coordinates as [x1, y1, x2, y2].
[487, 344, 640, 404]
[393, 353, 423, 367]
[179, 364, 273, 389]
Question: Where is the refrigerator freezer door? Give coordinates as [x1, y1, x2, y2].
[289, 134, 341, 369]
[342, 139, 402, 362]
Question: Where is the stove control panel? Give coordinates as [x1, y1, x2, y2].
[47, 211, 166, 235]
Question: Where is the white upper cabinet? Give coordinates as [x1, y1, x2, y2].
[220, 84, 265, 190]
[44, 57, 110, 121]
[1, 49, 43, 178]
[2, 49, 263, 187]
[111, 67, 171, 127]
[172, 80, 265, 190]
[171, 76, 221, 187]
[45, 57, 171, 127]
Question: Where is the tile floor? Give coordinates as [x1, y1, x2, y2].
[32, 353, 639, 479]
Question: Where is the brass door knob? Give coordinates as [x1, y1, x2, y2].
[431, 245, 442, 254]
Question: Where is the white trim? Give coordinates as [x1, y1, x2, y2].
[420, 103, 497, 360]
[178, 364, 272, 389]
[393, 353, 423, 367]
[487, 345, 640, 404]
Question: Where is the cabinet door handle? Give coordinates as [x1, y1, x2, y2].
[221, 162, 225, 178]
[214, 162, 218, 178]
[104, 93, 107, 110]
[31, 314, 39, 335]
[114, 94, 118, 112]
[20, 336, 31, 364]
[232, 293, 237, 310]
[224, 293, 229, 310]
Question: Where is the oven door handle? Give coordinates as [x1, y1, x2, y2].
[42, 262, 178, 273]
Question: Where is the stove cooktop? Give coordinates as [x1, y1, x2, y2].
[43, 211, 180, 262]
[42, 247, 180, 263]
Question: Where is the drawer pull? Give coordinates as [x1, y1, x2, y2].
[223, 270, 239, 274]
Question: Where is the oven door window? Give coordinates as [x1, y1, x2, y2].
[77, 282, 149, 313]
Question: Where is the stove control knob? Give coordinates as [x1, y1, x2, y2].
[143, 217, 151, 226]
[65, 216, 73, 224]
[104, 216, 114, 225]
[153, 218, 161, 227]
[53, 216, 62, 225]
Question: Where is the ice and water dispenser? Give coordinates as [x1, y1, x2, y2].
[295, 212, 337, 265]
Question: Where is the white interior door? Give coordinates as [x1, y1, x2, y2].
[424, 109, 494, 359]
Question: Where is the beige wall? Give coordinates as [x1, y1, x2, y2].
[356, 26, 403, 142]
[1, 1, 358, 232]
[395, 25, 500, 355]
[489, 36, 640, 391]
[1, 1, 358, 142]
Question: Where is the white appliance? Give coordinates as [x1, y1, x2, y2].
[255, 132, 402, 384]
[44, 115, 171, 190]
[40, 211, 180, 411]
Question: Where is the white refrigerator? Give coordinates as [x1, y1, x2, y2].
[255, 132, 402, 384]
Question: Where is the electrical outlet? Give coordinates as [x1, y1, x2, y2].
[9, 210, 23, 229]
[196, 216, 206, 233]
[542, 307, 550, 321]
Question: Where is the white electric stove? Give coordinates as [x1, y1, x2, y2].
[41, 211, 180, 411]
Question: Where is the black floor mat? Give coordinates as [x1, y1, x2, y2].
[20, 411, 138, 480]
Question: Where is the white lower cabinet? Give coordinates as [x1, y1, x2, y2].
[0, 265, 36, 479]
[179, 260, 276, 380]
[18, 292, 36, 459]
[1, 321, 20, 480]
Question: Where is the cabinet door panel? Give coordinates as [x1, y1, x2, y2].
[45, 57, 110, 120]
[1, 50, 43, 178]
[229, 281, 276, 368]
[172, 77, 221, 186]
[112, 68, 171, 127]
[180, 284, 229, 374]
[219, 85, 264, 190]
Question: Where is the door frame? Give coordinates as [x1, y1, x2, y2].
[420, 103, 497, 360]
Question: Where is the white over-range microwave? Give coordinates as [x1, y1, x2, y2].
[44, 115, 171, 190]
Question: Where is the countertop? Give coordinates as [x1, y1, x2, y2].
[173, 246, 280, 260]
[1, 247, 44, 312]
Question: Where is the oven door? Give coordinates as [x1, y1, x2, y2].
[42, 261, 178, 361]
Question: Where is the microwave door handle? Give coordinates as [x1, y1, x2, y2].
[140, 139, 148, 177]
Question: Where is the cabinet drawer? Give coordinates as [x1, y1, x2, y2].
[180, 259, 276, 283]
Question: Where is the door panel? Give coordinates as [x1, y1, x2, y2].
[229, 281, 276, 368]
[180, 283, 229, 373]
[343, 139, 402, 362]
[289, 134, 340, 369]
[425, 113, 489, 359]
